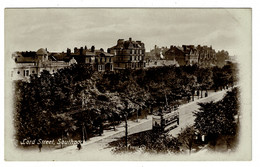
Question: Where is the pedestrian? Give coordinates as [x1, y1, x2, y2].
[187, 95, 191, 103]
[38, 143, 42, 152]
[77, 142, 81, 150]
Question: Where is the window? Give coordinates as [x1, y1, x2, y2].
[24, 70, 29, 76]
[89, 57, 92, 63]
[98, 65, 102, 71]
[132, 63, 135, 68]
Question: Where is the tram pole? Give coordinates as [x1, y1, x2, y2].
[125, 113, 128, 150]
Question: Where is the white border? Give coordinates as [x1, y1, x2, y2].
[1, 0, 259, 167]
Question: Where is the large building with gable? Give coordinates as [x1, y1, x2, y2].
[108, 38, 146, 70]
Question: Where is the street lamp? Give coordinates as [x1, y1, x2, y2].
[124, 112, 128, 150]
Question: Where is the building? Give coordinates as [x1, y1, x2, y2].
[182, 45, 199, 65]
[165, 45, 216, 67]
[145, 45, 168, 60]
[165, 45, 186, 66]
[197, 45, 217, 67]
[108, 38, 146, 70]
[11, 45, 114, 81]
[68, 46, 114, 72]
[145, 59, 179, 68]
[11, 48, 77, 81]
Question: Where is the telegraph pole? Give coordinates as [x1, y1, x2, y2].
[125, 113, 128, 150]
[136, 109, 138, 122]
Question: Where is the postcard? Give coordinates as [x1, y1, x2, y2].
[4, 8, 252, 161]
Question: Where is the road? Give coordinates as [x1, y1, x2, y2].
[51, 88, 230, 156]
[168, 89, 229, 137]
[81, 89, 229, 151]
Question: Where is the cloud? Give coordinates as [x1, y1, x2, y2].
[5, 8, 251, 56]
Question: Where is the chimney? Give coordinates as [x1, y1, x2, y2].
[91, 46, 95, 52]
[129, 37, 132, 42]
[80, 47, 83, 55]
[170, 45, 174, 49]
[74, 47, 78, 53]
[67, 48, 71, 55]
[182, 45, 186, 51]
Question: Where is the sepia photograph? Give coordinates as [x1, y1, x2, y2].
[4, 8, 252, 161]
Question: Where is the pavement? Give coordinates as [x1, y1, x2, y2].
[52, 114, 153, 153]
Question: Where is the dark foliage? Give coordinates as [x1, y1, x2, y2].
[14, 63, 237, 147]
[193, 87, 240, 149]
[108, 130, 181, 154]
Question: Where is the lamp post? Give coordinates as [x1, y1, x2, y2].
[124, 112, 128, 150]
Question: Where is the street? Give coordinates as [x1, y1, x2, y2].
[78, 88, 230, 152]
[50, 88, 230, 157]
[11, 88, 234, 160]
[168, 89, 230, 137]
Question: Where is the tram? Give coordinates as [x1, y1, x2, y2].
[152, 107, 179, 132]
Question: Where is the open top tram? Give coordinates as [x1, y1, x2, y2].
[152, 106, 179, 132]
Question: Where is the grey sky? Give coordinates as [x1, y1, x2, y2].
[5, 8, 251, 56]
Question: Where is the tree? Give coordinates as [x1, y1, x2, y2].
[51, 113, 77, 148]
[216, 50, 229, 67]
[196, 68, 213, 97]
[193, 88, 239, 150]
[178, 125, 196, 154]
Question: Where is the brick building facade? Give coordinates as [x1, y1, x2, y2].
[165, 45, 217, 67]
[108, 38, 146, 70]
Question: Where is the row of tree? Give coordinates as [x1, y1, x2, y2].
[108, 87, 240, 154]
[13, 63, 237, 146]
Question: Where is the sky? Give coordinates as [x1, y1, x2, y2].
[5, 8, 251, 57]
